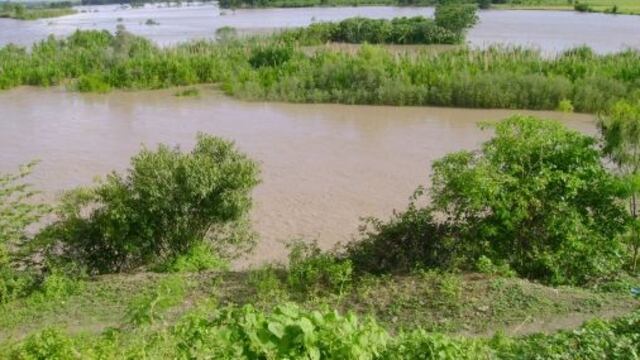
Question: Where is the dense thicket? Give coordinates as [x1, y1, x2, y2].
[282, 7, 477, 45]
[39, 134, 260, 273]
[1, 28, 639, 112]
[5, 303, 640, 359]
[348, 116, 631, 285]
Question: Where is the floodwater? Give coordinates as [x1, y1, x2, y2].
[0, 4, 639, 52]
[0, 86, 595, 266]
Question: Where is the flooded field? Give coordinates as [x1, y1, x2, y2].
[0, 5, 639, 52]
[0, 86, 595, 266]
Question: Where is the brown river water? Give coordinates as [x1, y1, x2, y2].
[1, 5, 639, 53]
[0, 87, 595, 266]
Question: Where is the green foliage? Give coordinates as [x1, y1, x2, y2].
[125, 275, 187, 326]
[42, 134, 260, 273]
[429, 115, 629, 285]
[346, 200, 453, 274]
[9, 327, 79, 360]
[249, 43, 294, 68]
[434, 2, 479, 40]
[475, 255, 516, 277]
[287, 240, 353, 296]
[0, 162, 49, 250]
[0, 162, 49, 304]
[2, 29, 640, 112]
[383, 331, 491, 359]
[0, 2, 75, 20]
[349, 116, 629, 285]
[248, 265, 289, 302]
[557, 98, 574, 112]
[286, 16, 463, 45]
[5, 304, 640, 359]
[172, 303, 390, 359]
[574, 1, 591, 11]
[159, 243, 229, 273]
[599, 100, 640, 273]
[218, 0, 437, 8]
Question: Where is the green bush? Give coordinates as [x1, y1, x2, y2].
[346, 200, 454, 274]
[349, 116, 629, 285]
[286, 240, 353, 296]
[434, 2, 478, 41]
[430, 115, 629, 285]
[42, 134, 260, 273]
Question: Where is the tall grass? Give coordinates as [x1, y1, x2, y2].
[1, 28, 639, 113]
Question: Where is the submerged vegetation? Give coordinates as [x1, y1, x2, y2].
[1, 16, 639, 112]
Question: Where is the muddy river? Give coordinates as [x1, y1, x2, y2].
[0, 86, 595, 266]
[0, 5, 639, 52]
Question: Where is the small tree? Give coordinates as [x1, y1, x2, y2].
[0, 162, 50, 302]
[599, 100, 640, 272]
[45, 134, 260, 273]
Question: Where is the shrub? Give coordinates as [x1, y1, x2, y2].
[434, 2, 478, 41]
[287, 240, 353, 296]
[428, 116, 628, 285]
[0, 162, 49, 303]
[42, 134, 260, 273]
[346, 199, 454, 274]
[349, 116, 629, 285]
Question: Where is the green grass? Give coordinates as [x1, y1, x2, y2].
[0, 7, 76, 20]
[495, 0, 640, 15]
[1, 270, 636, 343]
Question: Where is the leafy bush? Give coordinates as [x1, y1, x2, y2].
[349, 116, 629, 285]
[430, 116, 629, 285]
[346, 200, 454, 274]
[42, 134, 260, 273]
[434, 2, 479, 41]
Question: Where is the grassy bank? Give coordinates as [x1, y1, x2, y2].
[494, 0, 640, 15]
[0, 269, 638, 357]
[0, 3, 76, 20]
